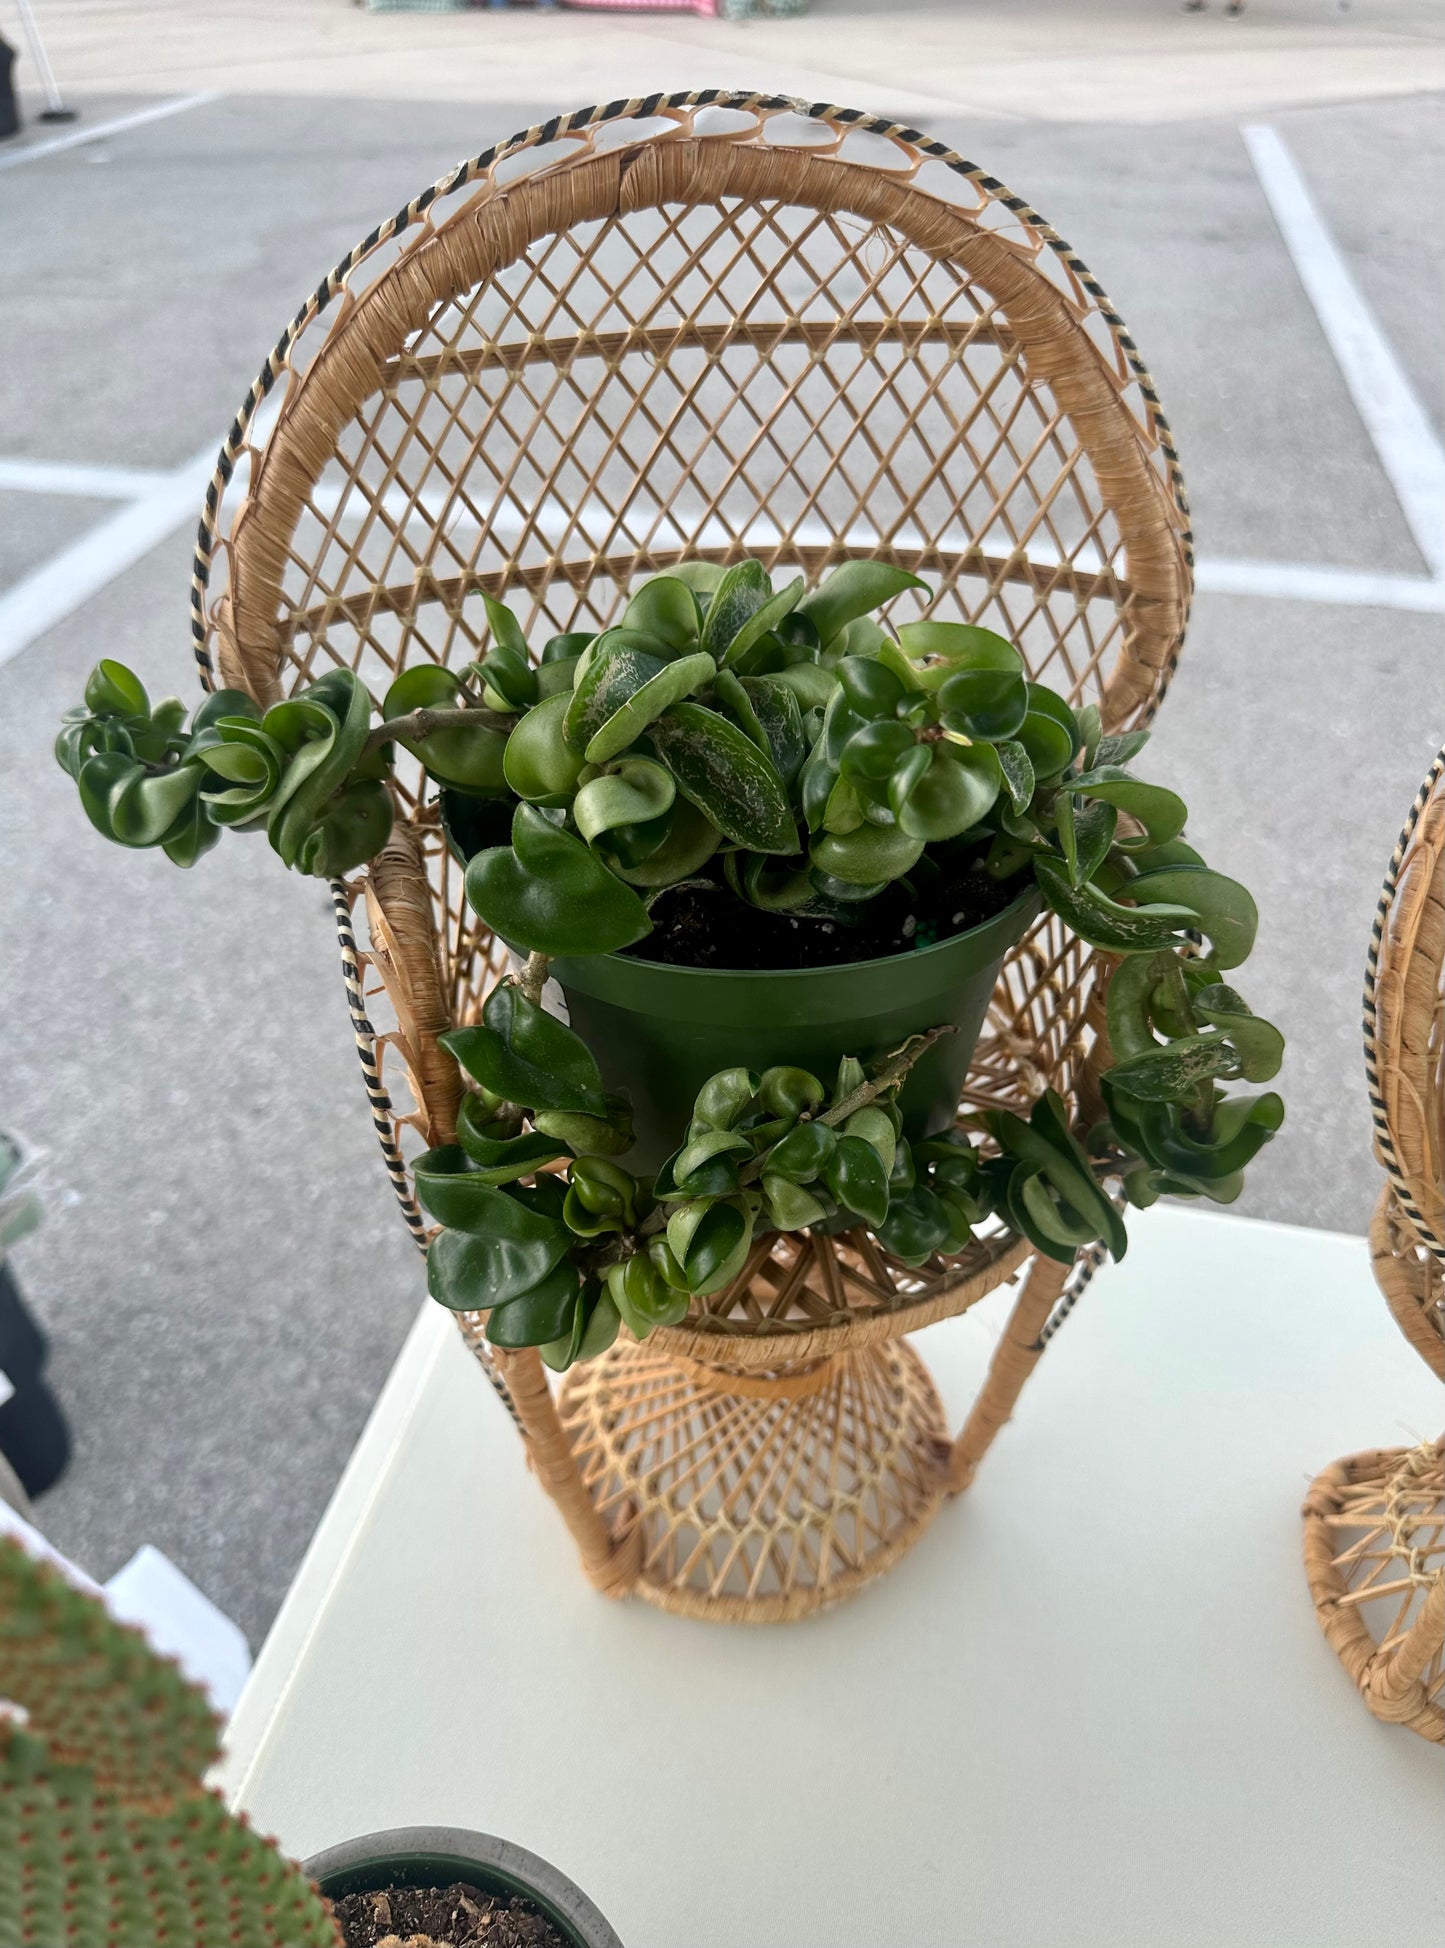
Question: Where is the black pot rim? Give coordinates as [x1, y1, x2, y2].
[303, 1826, 623, 1948]
[585, 879, 1040, 984]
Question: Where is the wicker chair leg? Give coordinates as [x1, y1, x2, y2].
[946, 1251, 1072, 1494]
[493, 1346, 642, 1598]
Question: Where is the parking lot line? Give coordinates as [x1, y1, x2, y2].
[0, 457, 172, 500]
[0, 448, 214, 670]
[1244, 122, 1445, 582]
[0, 91, 218, 173]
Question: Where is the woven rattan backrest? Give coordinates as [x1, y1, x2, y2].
[1366, 748, 1445, 1262]
[192, 93, 1192, 1161]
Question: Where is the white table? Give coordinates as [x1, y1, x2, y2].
[219, 1207, 1442, 1947]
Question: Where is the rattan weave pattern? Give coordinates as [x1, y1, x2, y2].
[1363, 746, 1444, 1272]
[1302, 1442, 1444, 1743]
[194, 96, 1194, 1615]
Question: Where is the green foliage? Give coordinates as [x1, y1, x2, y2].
[58, 663, 392, 875]
[55, 559, 1284, 1354]
[0, 1537, 340, 1948]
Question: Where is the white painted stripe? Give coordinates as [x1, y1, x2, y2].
[0, 91, 218, 173]
[1194, 555, 1444, 614]
[0, 457, 171, 500]
[1243, 122, 1445, 580]
[0, 449, 214, 668]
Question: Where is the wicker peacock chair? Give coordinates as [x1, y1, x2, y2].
[193, 93, 1193, 1622]
[1302, 747, 1444, 1740]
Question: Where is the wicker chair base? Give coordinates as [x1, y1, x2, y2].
[1301, 1440, 1445, 1743]
[556, 1337, 951, 1623]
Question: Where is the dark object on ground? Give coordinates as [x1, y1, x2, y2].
[0, 36, 18, 141]
[627, 853, 1026, 970]
[0, 1261, 71, 1498]
[334, 1883, 566, 1948]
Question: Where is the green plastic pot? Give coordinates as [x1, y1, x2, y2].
[304, 1826, 623, 1948]
[551, 886, 1039, 1169]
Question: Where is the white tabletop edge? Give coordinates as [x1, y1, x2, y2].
[215, 1297, 454, 1804]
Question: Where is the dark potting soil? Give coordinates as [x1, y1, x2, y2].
[332, 1882, 567, 1948]
[625, 856, 1028, 972]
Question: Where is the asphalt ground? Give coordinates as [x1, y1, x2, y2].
[1, 85, 1440, 1646]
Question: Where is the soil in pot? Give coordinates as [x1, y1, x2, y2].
[333, 1881, 566, 1948]
[626, 848, 1025, 971]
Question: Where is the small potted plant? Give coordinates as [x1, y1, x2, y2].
[57, 556, 1283, 1373]
[0, 1533, 623, 1947]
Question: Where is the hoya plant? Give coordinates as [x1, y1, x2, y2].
[57, 556, 1284, 1369]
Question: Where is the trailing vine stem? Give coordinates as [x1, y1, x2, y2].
[362, 702, 513, 758]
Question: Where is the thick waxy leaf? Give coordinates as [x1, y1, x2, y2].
[895, 619, 1018, 673]
[601, 795, 721, 888]
[877, 1185, 954, 1264]
[482, 594, 530, 659]
[78, 752, 202, 848]
[296, 777, 394, 875]
[667, 1197, 755, 1295]
[766, 1118, 838, 1183]
[623, 575, 702, 652]
[984, 1091, 1127, 1261]
[648, 703, 799, 854]
[836, 655, 905, 722]
[161, 799, 223, 867]
[1034, 855, 1198, 954]
[763, 1175, 830, 1231]
[1055, 795, 1117, 889]
[424, 1204, 571, 1313]
[564, 639, 664, 754]
[810, 822, 924, 887]
[1190, 984, 1285, 1081]
[485, 1259, 583, 1347]
[473, 642, 537, 714]
[718, 577, 805, 669]
[464, 803, 651, 955]
[194, 720, 284, 825]
[502, 692, 587, 803]
[694, 1066, 760, 1130]
[725, 850, 817, 912]
[573, 756, 675, 844]
[670, 561, 727, 595]
[824, 1133, 890, 1228]
[698, 560, 772, 661]
[839, 720, 916, 783]
[608, 1253, 690, 1339]
[1105, 1032, 1244, 1103]
[84, 659, 149, 717]
[455, 1098, 568, 1180]
[758, 1066, 826, 1119]
[844, 1105, 897, 1177]
[532, 1094, 634, 1157]
[441, 980, 607, 1115]
[738, 676, 808, 786]
[1126, 867, 1258, 970]
[771, 662, 838, 712]
[264, 670, 374, 870]
[894, 742, 1001, 841]
[797, 561, 925, 644]
[583, 651, 717, 765]
[1104, 950, 1177, 1063]
[930, 632, 1028, 739]
[1094, 729, 1149, 768]
[1015, 686, 1079, 781]
[1069, 766, 1187, 852]
[677, 1125, 754, 1182]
